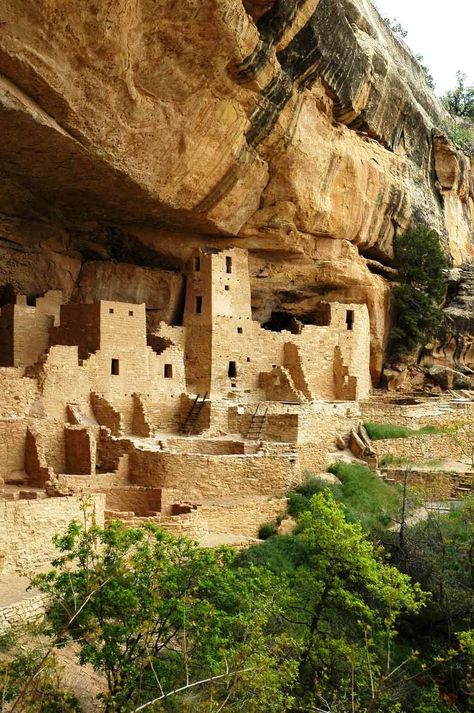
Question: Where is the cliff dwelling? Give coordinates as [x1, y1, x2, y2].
[0, 247, 372, 570]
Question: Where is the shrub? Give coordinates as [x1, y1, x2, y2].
[259, 522, 278, 540]
[287, 492, 312, 517]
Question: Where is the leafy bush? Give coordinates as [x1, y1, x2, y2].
[0, 632, 80, 712]
[441, 120, 474, 150]
[364, 421, 442, 440]
[241, 534, 309, 576]
[287, 477, 340, 517]
[259, 522, 278, 540]
[389, 227, 447, 357]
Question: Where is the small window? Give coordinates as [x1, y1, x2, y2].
[247, 357, 250, 362]
[111, 359, 119, 376]
[129, 310, 134, 316]
[194, 256, 201, 271]
[237, 327, 243, 334]
[109, 308, 114, 314]
[346, 310, 354, 331]
[195, 296, 202, 314]
[226, 256, 232, 274]
[228, 361, 237, 378]
[224, 285, 230, 291]
[164, 364, 173, 379]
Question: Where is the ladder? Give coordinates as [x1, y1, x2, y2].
[245, 403, 268, 440]
[179, 393, 207, 435]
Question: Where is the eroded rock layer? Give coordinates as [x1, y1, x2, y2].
[0, 0, 473, 378]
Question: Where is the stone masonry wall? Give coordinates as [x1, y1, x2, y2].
[373, 434, 466, 462]
[130, 451, 297, 498]
[0, 494, 105, 574]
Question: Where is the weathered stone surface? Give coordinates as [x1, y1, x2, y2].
[0, 0, 472, 380]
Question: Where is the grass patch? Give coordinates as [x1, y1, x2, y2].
[364, 421, 443, 440]
[380, 454, 442, 469]
[287, 467, 403, 536]
[379, 454, 413, 468]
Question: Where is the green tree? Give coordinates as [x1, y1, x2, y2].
[389, 226, 447, 357]
[32, 520, 296, 712]
[292, 492, 425, 710]
[244, 491, 426, 711]
[442, 71, 474, 119]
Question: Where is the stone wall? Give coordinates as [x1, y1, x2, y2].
[373, 435, 465, 462]
[130, 450, 297, 498]
[0, 494, 105, 574]
[0, 593, 48, 633]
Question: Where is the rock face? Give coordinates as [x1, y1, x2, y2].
[0, 0, 473, 380]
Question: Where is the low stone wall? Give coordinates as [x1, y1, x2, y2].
[196, 497, 287, 537]
[130, 450, 297, 498]
[0, 593, 48, 633]
[383, 468, 465, 498]
[360, 398, 474, 431]
[373, 434, 465, 462]
[112, 496, 288, 540]
[0, 494, 105, 574]
[163, 437, 246, 455]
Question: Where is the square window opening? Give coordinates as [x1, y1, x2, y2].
[195, 296, 202, 314]
[111, 358, 119, 376]
[228, 361, 237, 378]
[109, 308, 114, 314]
[224, 285, 230, 291]
[346, 310, 354, 331]
[164, 364, 173, 379]
[226, 256, 232, 274]
[237, 327, 243, 334]
[194, 256, 201, 272]
[129, 310, 134, 316]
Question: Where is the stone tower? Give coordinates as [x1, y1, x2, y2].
[183, 248, 252, 396]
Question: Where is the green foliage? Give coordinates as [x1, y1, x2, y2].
[286, 467, 403, 535]
[383, 16, 408, 38]
[390, 227, 447, 357]
[258, 522, 278, 540]
[415, 54, 436, 90]
[327, 461, 403, 534]
[0, 631, 80, 712]
[34, 521, 296, 712]
[283, 492, 425, 709]
[364, 421, 442, 440]
[386, 499, 474, 710]
[441, 119, 474, 150]
[442, 71, 474, 119]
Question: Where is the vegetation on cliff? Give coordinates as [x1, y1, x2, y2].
[390, 226, 447, 358]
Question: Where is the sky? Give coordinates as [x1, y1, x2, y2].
[374, 0, 474, 96]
